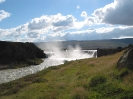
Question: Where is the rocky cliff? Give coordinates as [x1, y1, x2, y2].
[117, 44, 133, 69]
[97, 47, 123, 57]
[0, 41, 46, 69]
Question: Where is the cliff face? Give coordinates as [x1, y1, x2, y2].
[97, 47, 123, 57]
[0, 41, 46, 65]
[117, 44, 133, 69]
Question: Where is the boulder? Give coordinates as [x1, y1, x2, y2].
[117, 44, 133, 69]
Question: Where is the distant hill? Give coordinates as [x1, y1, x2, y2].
[35, 38, 133, 50]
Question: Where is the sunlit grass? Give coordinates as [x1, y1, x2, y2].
[0, 50, 133, 99]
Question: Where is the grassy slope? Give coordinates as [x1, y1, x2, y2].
[0, 51, 133, 99]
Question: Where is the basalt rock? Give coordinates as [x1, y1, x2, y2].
[117, 44, 133, 69]
[97, 47, 122, 57]
[0, 41, 46, 65]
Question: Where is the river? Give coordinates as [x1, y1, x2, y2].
[0, 50, 97, 84]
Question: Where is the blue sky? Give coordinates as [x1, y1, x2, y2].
[0, 0, 133, 42]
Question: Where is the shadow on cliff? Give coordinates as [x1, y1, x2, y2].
[0, 41, 46, 69]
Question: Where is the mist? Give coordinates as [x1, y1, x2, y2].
[36, 42, 97, 61]
[0, 42, 97, 84]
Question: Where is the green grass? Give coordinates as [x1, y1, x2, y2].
[0, 51, 133, 99]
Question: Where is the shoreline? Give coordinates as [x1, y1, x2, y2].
[0, 65, 9, 70]
[0, 58, 44, 70]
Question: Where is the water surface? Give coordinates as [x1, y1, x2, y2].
[0, 59, 63, 84]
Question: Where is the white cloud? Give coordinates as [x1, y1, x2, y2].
[28, 13, 75, 32]
[93, 0, 133, 25]
[28, 16, 51, 30]
[96, 27, 114, 33]
[77, 5, 80, 9]
[27, 26, 133, 41]
[27, 32, 40, 38]
[0, 10, 133, 42]
[113, 36, 133, 39]
[62, 26, 133, 40]
[0, 24, 29, 41]
[74, 21, 86, 29]
[87, 17, 97, 24]
[0, 10, 11, 21]
[0, 0, 5, 3]
[80, 11, 99, 25]
[1, 23, 133, 42]
[81, 11, 88, 18]
[52, 15, 74, 27]
[0, 13, 79, 41]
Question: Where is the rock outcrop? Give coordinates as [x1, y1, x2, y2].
[0, 41, 46, 66]
[97, 47, 122, 57]
[117, 44, 133, 69]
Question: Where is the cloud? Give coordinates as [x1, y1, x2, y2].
[52, 15, 74, 27]
[28, 16, 51, 30]
[0, 9, 133, 42]
[77, 5, 80, 9]
[0, 10, 11, 21]
[0, 24, 29, 41]
[27, 32, 39, 38]
[87, 17, 97, 24]
[1, 23, 133, 42]
[28, 13, 75, 32]
[0, 13, 79, 41]
[0, 0, 5, 3]
[93, 0, 133, 25]
[44, 26, 133, 41]
[81, 11, 88, 18]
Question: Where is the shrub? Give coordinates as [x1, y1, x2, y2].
[100, 84, 124, 97]
[72, 94, 88, 99]
[119, 93, 133, 99]
[32, 78, 47, 83]
[114, 69, 129, 80]
[89, 75, 106, 87]
[89, 83, 124, 98]
[119, 69, 129, 79]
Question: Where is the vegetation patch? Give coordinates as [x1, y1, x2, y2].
[110, 68, 130, 81]
[91, 83, 123, 97]
[72, 94, 88, 99]
[0, 81, 28, 96]
[89, 75, 106, 87]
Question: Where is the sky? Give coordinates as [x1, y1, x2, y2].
[0, 0, 133, 42]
